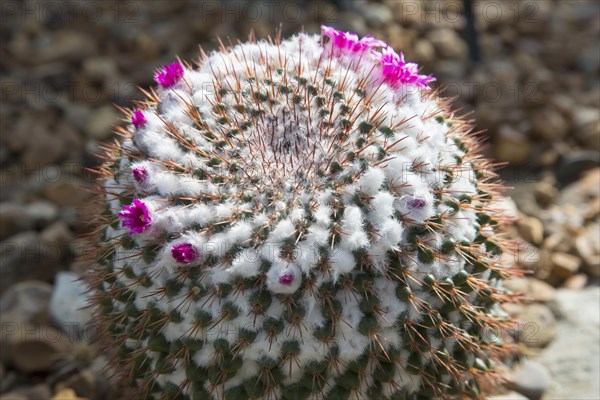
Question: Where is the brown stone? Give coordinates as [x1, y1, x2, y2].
[503, 277, 556, 302]
[575, 223, 600, 278]
[42, 179, 89, 207]
[562, 273, 589, 290]
[534, 180, 558, 207]
[1, 384, 52, 400]
[507, 304, 557, 348]
[517, 215, 544, 245]
[0, 280, 53, 326]
[551, 252, 582, 280]
[6, 325, 71, 373]
[495, 125, 532, 164]
[64, 370, 97, 400]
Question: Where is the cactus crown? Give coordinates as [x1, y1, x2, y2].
[89, 27, 515, 400]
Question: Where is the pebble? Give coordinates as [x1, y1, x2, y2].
[82, 57, 118, 82]
[550, 251, 582, 280]
[333, 11, 369, 37]
[503, 277, 556, 303]
[85, 105, 119, 141]
[531, 107, 569, 140]
[413, 39, 435, 63]
[5, 325, 71, 373]
[495, 125, 532, 164]
[1, 384, 53, 400]
[42, 178, 89, 207]
[516, 215, 544, 245]
[426, 28, 468, 60]
[362, 3, 393, 28]
[561, 273, 588, 289]
[575, 222, 600, 278]
[506, 359, 552, 400]
[49, 272, 93, 340]
[573, 107, 600, 151]
[507, 303, 557, 348]
[23, 201, 59, 229]
[0, 280, 53, 326]
[0, 232, 42, 293]
[537, 288, 600, 399]
[40, 221, 72, 248]
[63, 369, 98, 400]
[0, 203, 32, 241]
[533, 180, 558, 208]
[22, 127, 67, 170]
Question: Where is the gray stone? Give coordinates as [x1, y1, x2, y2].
[0, 229, 69, 293]
[5, 325, 71, 373]
[42, 177, 89, 207]
[85, 105, 119, 141]
[0, 280, 53, 326]
[574, 107, 600, 152]
[63, 367, 105, 400]
[426, 28, 468, 60]
[507, 359, 551, 400]
[23, 201, 59, 229]
[49, 272, 93, 340]
[536, 287, 600, 399]
[0, 203, 31, 241]
[362, 3, 393, 28]
[507, 303, 557, 348]
[0, 232, 40, 293]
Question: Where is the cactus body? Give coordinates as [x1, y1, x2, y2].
[89, 27, 514, 400]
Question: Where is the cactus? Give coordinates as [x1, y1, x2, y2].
[88, 27, 516, 400]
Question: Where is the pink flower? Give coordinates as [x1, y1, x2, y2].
[171, 243, 198, 264]
[131, 110, 147, 129]
[132, 166, 148, 183]
[279, 272, 294, 285]
[118, 199, 151, 234]
[378, 47, 436, 91]
[321, 25, 386, 57]
[406, 195, 427, 210]
[154, 61, 184, 88]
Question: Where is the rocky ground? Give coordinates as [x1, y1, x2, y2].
[1, 1, 598, 399]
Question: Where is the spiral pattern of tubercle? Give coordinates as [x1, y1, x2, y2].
[90, 31, 513, 400]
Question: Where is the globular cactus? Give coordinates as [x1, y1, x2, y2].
[88, 26, 516, 400]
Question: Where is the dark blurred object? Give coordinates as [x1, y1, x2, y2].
[555, 151, 600, 186]
[464, 0, 481, 65]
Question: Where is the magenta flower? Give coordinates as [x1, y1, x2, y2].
[132, 166, 148, 183]
[118, 199, 151, 234]
[321, 25, 386, 57]
[154, 61, 184, 88]
[378, 47, 436, 91]
[279, 272, 294, 285]
[406, 196, 427, 210]
[171, 243, 198, 264]
[131, 110, 147, 129]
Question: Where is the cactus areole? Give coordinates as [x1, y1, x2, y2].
[89, 27, 515, 400]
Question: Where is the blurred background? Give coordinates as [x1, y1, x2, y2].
[0, 1, 598, 399]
